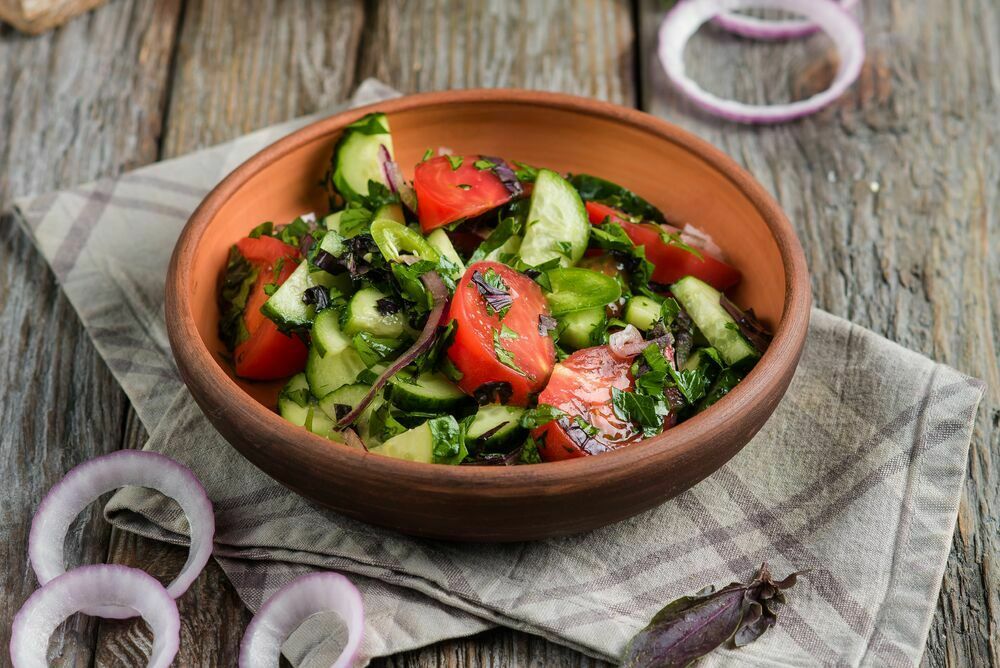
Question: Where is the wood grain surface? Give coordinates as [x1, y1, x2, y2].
[1, 0, 996, 666]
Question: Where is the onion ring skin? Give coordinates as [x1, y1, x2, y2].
[9, 564, 180, 668]
[238, 572, 364, 668]
[712, 0, 859, 40]
[658, 0, 865, 124]
[28, 450, 215, 619]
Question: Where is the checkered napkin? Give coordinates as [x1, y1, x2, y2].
[11, 79, 985, 667]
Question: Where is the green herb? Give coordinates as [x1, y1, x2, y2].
[471, 268, 513, 319]
[520, 436, 543, 464]
[611, 387, 669, 438]
[218, 246, 259, 350]
[699, 368, 742, 411]
[391, 259, 439, 309]
[345, 113, 389, 135]
[512, 161, 539, 182]
[413, 320, 456, 373]
[358, 181, 400, 212]
[456, 183, 472, 190]
[279, 387, 311, 409]
[700, 347, 724, 367]
[588, 222, 635, 253]
[368, 400, 407, 442]
[276, 217, 312, 247]
[428, 415, 467, 464]
[492, 328, 525, 376]
[440, 356, 464, 382]
[353, 332, 399, 367]
[660, 298, 681, 326]
[568, 173, 666, 224]
[554, 240, 574, 257]
[661, 230, 703, 259]
[421, 148, 434, 162]
[248, 221, 274, 238]
[520, 404, 565, 429]
[633, 344, 669, 397]
[573, 416, 600, 438]
[470, 214, 524, 263]
[665, 365, 710, 405]
[473, 158, 497, 170]
[263, 282, 278, 297]
[500, 324, 519, 340]
[446, 155, 463, 171]
[621, 563, 804, 668]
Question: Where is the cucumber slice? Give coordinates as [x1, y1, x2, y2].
[465, 404, 525, 453]
[277, 373, 312, 426]
[671, 276, 757, 366]
[388, 370, 468, 412]
[306, 310, 367, 396]
[624, 295, 662, 332]
[374, 202, 405, 224]
[332, 112, 394, 202]
[323, 210, 344, 232]
[519, 169, 589, 268]
[343, 286, 407, 338]
[558, 308, 606, 350]
[427, 228, 466, 274]
[369, 218, 439, 264]
[545, 267, 621, 316]
[261, 260, 347, 330]
[369, 417, 466, 464]
[304, 405, 339, 439]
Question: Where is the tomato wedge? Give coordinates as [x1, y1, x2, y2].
[232, 237, 308, 380]
[414, 155, 514, 232]
[446, 261, 555, 406]
[585, 201, 741, 291]
[531, 346, 643, 462]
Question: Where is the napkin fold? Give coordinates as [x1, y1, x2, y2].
[11, 79, 984, 667]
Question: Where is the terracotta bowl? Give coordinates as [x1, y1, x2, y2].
[166, 89, 810, 542]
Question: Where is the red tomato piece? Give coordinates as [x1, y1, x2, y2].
[414, 155, 514, 232]
[235, 235, 300, 266]
[532, 346, 644, 462]
[446, 261, 555, 406]
[233, 240, 308, 380]
[585, 201, 741, 291]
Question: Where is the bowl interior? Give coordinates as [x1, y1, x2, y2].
[189, 99, 786, 407]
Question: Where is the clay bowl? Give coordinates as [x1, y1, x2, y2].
[166, 89, 810, 542]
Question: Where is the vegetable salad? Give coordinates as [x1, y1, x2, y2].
[218, 112, 771, 465]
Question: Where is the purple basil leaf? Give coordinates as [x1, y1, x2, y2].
[720, 296, 772, 353]
[621, 563, 804, 668]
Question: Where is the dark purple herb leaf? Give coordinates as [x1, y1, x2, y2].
[621, 563, 804, 668]
[538, 314, 558, 337]
[301, 285, 332, 311]
[312, 250, 347, 275]
[557, 417, 610, 455]
[720, 296, 773, 354]
[480, 155, 523, 197]
[376, 296, 401, 315]
[470, 268, 513, 318]
[461, 448, 522, 466]
[472, 381, 513, 406]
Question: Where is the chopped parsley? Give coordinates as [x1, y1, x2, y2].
[446, 155, 463, 170]
[500, 324, 519, 339]
[611, 387, 669, 438]
[473, 158, 497, 170]
[421, 148, 434, 162]
[520, 404, 566, 429]
[492, 328, 525, 376]
[456, 183, 472, 190]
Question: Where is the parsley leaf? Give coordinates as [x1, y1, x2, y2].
[492, 328, 525, 376]
[429, 415, 467, 464]
[520, 404, 565, 429]
[611, 387, 669, 438]
[421, 148, 434, 162]
[512, 161, 539, 183]
[446, 155, 463, 170]
[633, 344, 669, 397]
[661, 230, 703, 259]
[665, 365, 711, 405]
[520, 436, 543, 464]
[473, 158, 497, 170]
[500, 324, 519, 339]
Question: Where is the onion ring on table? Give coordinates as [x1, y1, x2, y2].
[10, 565, 180, 668]
[658, 0, 865, 124]
[713, 0, 860, 40]
[238, 572, 364, 668]
[28, 450, 214, 619]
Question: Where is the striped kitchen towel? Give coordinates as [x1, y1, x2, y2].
[11, 79, 985, 666]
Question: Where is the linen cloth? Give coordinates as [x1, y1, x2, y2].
[10, 79, 985, 667]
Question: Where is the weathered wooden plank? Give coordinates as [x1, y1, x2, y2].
[636, 1, 1000, 665]
[360, 0, 633, 664]
[89, 0, 367, 664]
[356, 0, 636, 105]
[0, 0, 181, 664]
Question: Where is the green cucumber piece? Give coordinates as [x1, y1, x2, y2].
[261, 260, 345, 330]
[427, 228, 466, 274]
[558, 308, 606, 350]
[323, 210, 344, 232]
[370, 417, 466, 464]
[388, 370, 468, 412]
[465, 404, 525, 453]
[624, 295, 662, 331]
[370, 218, 439, 264]
[518, 169, 589, 268]
[343, 286, 407, 338]
[332, 112, 394, 202]
[277, 373, 312, 426]
[545, 267, 621, 316]
[306, 310, 367, 396]
[671, 276, 757, 366]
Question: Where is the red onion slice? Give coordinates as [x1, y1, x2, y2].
[713, 0, 859, 40]
[10, 565, 180, 668]
[28, 450, 214, 619]
[378, 145, 419, 213]
[238, 572, 364, 668]
[609, 324, 648, 360]
[658, 0, 865, 124]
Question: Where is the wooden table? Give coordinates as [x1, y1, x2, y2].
[1, 1, 996, 665]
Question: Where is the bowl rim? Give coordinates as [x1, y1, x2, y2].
[166, 88, 811, 493]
